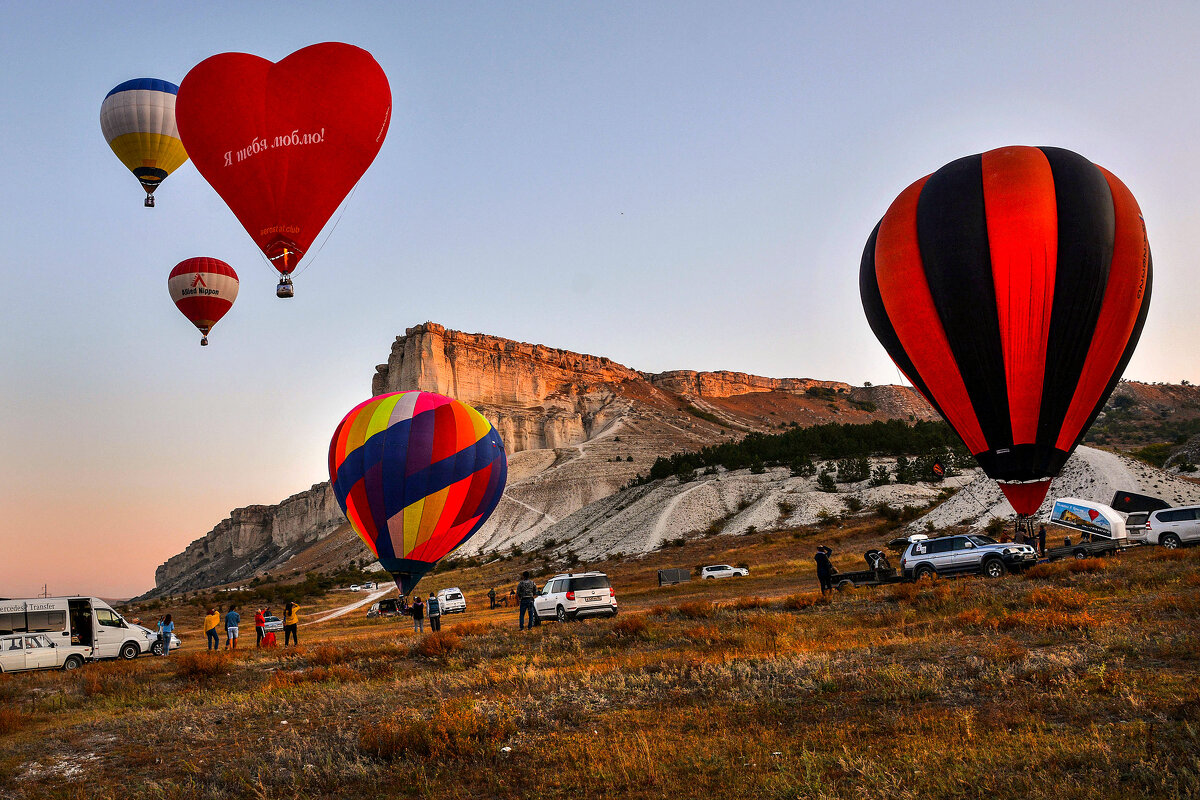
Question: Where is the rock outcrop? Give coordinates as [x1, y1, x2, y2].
[148, 483, 346, 597]
[649, 370, 851, 398]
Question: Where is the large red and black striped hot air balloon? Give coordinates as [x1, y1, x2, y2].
[328, 392, 507, 596]
[860, 146, 1152, 516]
[168, 258, 239, 346]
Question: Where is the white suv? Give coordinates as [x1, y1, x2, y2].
[1144, 506, 1200, 549]
[534, 572, 618, 622]
[700, 564, 749, 580]
[436, 588, 467, 614]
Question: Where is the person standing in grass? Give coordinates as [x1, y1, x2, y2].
[427, 591, 442, 632]
[225, 606, 240, 650]
[283, 602, 300, 647]
[1038, 524, 1047, 556]
[815, 546, 834, 595]
[254, 607, 267, 648]
[410, 595, 425, 634]
[488, 587, 496, 609]
[204, 608, 220, 651]
[516, 570, 539, 630]
[156, 614, 174, 656]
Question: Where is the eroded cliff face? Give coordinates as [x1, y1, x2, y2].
[650, 370, 852, 398]
[150, 483, 346, 597]
[370, 323, 869, 452]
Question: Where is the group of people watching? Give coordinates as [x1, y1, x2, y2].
[201, 602, 301, 651]
[404, 592, 445, 633]
[487, 586, 517, 608]
[1001, 524, 1048, 554]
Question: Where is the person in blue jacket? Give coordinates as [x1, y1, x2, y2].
[427, 592, 442, 632]
[225, 606, 241, 650]
[156, 614, 174, 657]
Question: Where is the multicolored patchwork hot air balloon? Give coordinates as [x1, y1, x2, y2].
[176, 43, 391, 297]
[860, 145, 1152, 517]
[100, 79, 189, 207]
[168, 258, 239, 346]
[328, 392, 508, 595]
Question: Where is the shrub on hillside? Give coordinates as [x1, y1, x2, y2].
[415, 630, 462, 658]
[359, 702, 515, 762]
[732, 596, 772, 611]
[308, 645, 350, 666]
[173, 652, 230, 683]
[779, 592, 827, 610]
[0, 707, 29, 735]
[835, 457, 870, 483]
[676, 600, 715, 619]
[612, 615, 650, 639]
[869, 465, 891, 487]
[1028, 587, 1090, 611]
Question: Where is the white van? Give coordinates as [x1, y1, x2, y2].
[0, 597, 155, 661]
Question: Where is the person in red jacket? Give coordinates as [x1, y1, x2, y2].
[254, 608, 267, 648]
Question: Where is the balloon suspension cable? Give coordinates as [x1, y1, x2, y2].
[291, 183, 360, 279]
[957, 474, 989, 511]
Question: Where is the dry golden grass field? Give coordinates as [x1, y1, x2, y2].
[2, 520, 1199, 800]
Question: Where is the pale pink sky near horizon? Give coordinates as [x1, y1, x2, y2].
[2, 2, 1199, 598]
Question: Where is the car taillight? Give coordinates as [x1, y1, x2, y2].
[609, 587, 615, 596]
[566, 591, 575, 601]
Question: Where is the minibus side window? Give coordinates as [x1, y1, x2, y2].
[0, 612, 23, 635]
[26, 611, 66, 632]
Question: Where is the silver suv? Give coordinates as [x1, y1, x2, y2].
[534, 572, 618, 622]
[900, 534, 1037, 579]
[1144, 506, 1200, 549]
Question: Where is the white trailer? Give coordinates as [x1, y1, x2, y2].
[1044, 498, 1132, 560]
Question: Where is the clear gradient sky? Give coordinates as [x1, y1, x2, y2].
[2, 2, 1197, 598]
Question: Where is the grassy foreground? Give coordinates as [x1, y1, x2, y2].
[1, 526, 1199, 799]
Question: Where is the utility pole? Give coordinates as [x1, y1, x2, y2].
[39, 584, 49, 598]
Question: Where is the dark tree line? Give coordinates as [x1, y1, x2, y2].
[633, 419, 970, 484]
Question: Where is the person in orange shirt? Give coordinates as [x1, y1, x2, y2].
[283, 602, 300, 647]
[203, 608, 220, 651]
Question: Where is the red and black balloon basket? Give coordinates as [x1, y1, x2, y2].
[175, 42, 391, 298]
[328, 392, 508, 597]
[168, 257, 239, 346]
[860, 146, 1152, 519]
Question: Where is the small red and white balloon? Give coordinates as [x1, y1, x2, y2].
[168, 257, 238, 346]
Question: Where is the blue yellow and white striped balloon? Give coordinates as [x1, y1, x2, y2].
[100, 78, 188, 206]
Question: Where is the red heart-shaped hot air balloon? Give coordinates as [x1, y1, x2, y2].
[175, 43, 390, 294]
[1088, 508, 1101, 522]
